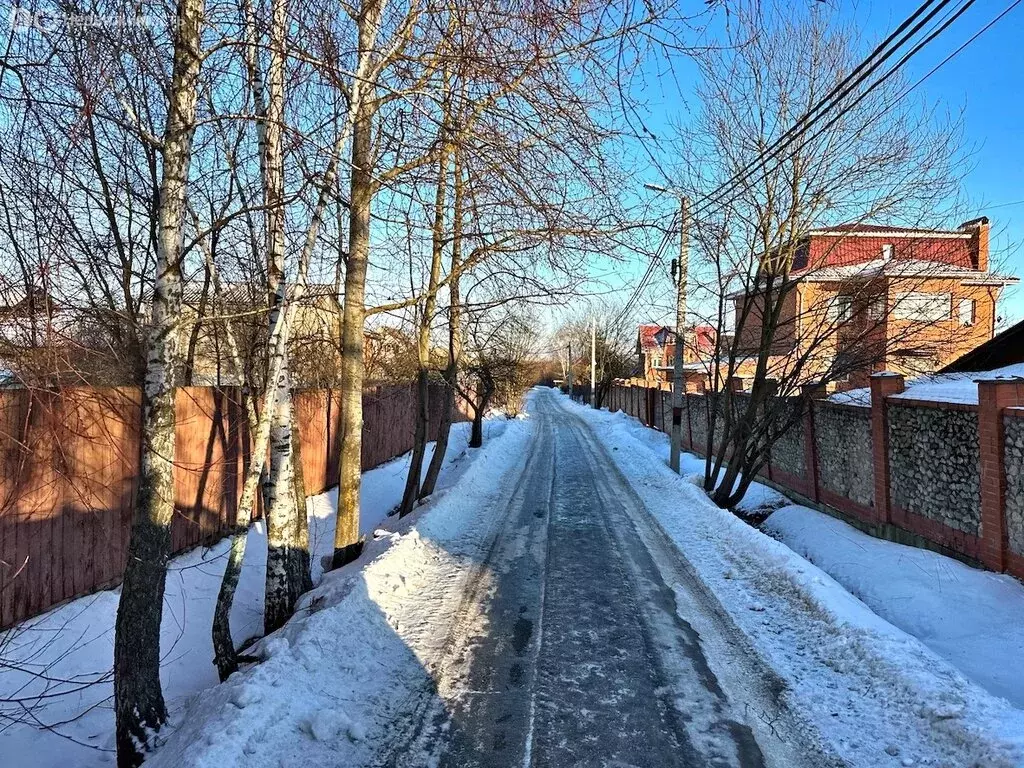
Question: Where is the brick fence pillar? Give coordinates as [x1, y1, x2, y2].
[870, 373, 905, 524]
[976, 378, 1024, 572]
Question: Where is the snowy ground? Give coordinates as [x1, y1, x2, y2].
[560, 393, 1024, 767]
[765, 506, 1024, 710]
[0, 418, 507, 767]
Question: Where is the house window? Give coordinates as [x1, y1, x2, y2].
[893, 292, 951, 322]
[827, 295, 853, 323]
[881, 243, 894, 261]
[868, 295, 885, 321]
[958, 298, 977, 326]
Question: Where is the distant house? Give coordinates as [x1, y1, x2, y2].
[730, 217, 1018, 390]
[179, 282, 344, 387]
[636, 323, 716, 389]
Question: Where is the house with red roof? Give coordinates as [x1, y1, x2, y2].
[731, 217, 1018, 390]
[636, 323, 717, 388]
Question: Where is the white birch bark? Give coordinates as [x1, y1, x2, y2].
[113, 0, 205, 763]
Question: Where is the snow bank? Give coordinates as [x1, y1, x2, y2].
[765, 505, 1024, 709]
[144, 413, 531, 768]
[560, 393, 1024, 767]
[0, 419, 503, 768]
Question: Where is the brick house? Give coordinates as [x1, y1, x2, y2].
[730, 217, 1018, 390]
[636, 323, 716, 389]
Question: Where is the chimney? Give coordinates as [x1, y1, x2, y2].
[960, 216, 990, 272]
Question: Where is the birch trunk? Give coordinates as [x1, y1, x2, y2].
[260, 0, 311, 633]
[113, 0, 204, 763]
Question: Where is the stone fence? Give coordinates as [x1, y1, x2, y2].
[606, 375, 1024, 581]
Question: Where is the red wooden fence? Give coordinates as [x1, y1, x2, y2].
[0, 382, 468, 629]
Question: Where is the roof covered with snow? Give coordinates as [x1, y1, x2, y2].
[794, 258, 1017, 285]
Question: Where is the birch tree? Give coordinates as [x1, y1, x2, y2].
[112, 0, 207, 762]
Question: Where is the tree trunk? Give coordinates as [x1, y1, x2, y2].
[256, 0, 310, 632]
[332, 46, 377, 567]
[113, 0, 204, 762]
[420, 378, 453, 499]
[469, 392, 490, 448]
[399, 133, 449, 517]
[421, 144, 464, 500]
[399, 368, 430, 516]
[264, 385, 308, 633]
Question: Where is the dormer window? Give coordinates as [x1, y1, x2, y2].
[881, 243, 894, 261]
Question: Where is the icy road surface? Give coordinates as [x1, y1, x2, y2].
[382, 388, 823, 768]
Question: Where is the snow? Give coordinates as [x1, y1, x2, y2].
[0, 419, 505, 768]
[560, 394, 1024, 767]
[764, 505, 1024, 709]
[830, 362, 1024, 406]
[144, 412, 531, 768]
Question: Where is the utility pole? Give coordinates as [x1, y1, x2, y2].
[590, 317, 597, 408]
[669, 196, 690, 473]
[567, 342, 573, 398]
[645, 183, 690, 473]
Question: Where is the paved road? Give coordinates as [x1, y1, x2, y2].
[387, 389, 819, 768]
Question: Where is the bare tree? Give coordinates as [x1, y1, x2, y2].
[457, 306, 537, 447]
[557, 310, 636, 408]
[671, 2, 970, 509]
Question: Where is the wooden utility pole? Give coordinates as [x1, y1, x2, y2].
[669, 195, 689, 473]
[567, 342, 573, 397]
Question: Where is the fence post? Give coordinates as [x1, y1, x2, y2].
[800, 383, 827, 501]
[976, 378, 1024, 572]
[870, 372, 905, 524]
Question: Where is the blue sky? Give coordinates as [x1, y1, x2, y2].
[613, 0, 1024, 328]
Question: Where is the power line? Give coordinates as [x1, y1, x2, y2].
[614, 0, 1020, 330]
[612, 210, 679, 328]
[615, 0, 967, 331]
[689, 0, 980, 225]
[693, 0, 959, 219]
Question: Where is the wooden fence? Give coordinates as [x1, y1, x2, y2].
[0, 382, 468, 629]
